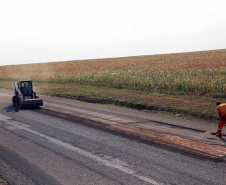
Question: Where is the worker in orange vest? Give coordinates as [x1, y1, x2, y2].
[216, 102, 226, 137]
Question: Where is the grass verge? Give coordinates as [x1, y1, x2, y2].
[0, 176, 8, 185]
[0, 79, 222, 124]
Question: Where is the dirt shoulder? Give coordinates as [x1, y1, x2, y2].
[0, 80, 223, 124]
[36, 83, 222, 124]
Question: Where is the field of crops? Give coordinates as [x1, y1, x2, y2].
[1, 49, 226, 98]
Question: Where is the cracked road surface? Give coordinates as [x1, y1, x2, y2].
[0, 89, 226, 185]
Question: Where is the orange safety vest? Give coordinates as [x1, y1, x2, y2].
[217, 103, 226, 117]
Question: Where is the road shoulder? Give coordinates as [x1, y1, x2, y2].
[37, 95, 226, 162]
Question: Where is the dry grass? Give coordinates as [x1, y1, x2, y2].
[1, 49, 226, 97]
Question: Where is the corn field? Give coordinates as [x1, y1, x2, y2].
[1, 49, 226, 97]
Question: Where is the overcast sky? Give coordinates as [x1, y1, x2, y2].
[0, 0, 225, 66]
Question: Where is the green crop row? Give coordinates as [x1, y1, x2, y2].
[51, 68, 226, 98]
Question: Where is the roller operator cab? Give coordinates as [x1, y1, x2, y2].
[12, 81, 43, 108]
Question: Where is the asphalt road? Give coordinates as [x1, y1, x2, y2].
[0, 89, 226, 185]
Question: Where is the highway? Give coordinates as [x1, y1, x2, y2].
[0, 89, 225, 185]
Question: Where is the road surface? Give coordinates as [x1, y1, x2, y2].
[0, 89, 225, 185]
